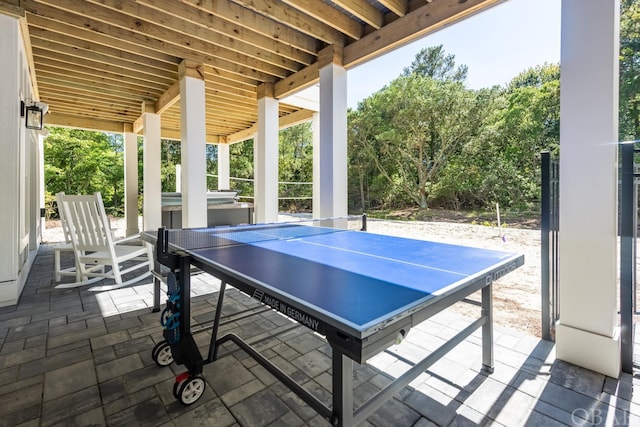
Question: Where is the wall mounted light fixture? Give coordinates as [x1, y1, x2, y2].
[20, 98, 44, 130]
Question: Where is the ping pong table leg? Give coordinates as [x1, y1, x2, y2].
[152, 259, 161, 312]
[481, 283, 494, 373]
[208, 282, 227, 362]
[332, 350, 354, 426]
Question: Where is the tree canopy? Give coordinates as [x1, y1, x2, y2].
[44, 128, 124, 216]
[348, 45, 560, 213]
[620, 0, 640, 141]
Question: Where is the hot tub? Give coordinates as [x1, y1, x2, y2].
[161, 192, 254, 228]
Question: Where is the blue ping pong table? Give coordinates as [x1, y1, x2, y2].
[143, 221, 524, 426]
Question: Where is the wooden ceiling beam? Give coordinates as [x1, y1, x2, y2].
[22, 0, 501, 140]
[156, 82, 180, 115]
[27, 0, 287, 80]
[46, 112, 127, 133]
[38, 82, 143, 105]
[280, 0, 363, 40]
[205, 89, 258, 108]
[344, 0, 506, 68]
[278, 109, 314, 129]
[50, 106, 137, 122]
[159, 128, 223, 142]
[225, 108, 313, 144]
[32, 54, 173, 91]
[205, 80, 256, 100]
[46, 108, 136, 123]
[29, 34, 177, 81]
[83, 0, 308, 72]
[235, 0, 346, 46]
[377, 0, 408, 17]
[43, 92, 139, 111]
[206, 107, 257, 121]
[42, 88, 139, 106]
[36, 69, 164, 99]
[203, 66, 258, 92]
[330, 0, 385, 29]
[122, 0, 315, 67]
[36, 74, 159, 102]
[25, 11, 179, 67]
[177, 0, 319, 55]
[274, 63, 319, 99]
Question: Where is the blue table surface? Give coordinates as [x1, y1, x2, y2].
[174, 225, 522, 333]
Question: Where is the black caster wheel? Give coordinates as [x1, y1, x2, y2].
[151, 340, 173, 366]
[177, 375, 206, 405]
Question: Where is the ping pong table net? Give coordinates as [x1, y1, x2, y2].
[158, 216, 364, 252]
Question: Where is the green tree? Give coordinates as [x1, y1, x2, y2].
[44, 127, 124, 215]
[279, 123, 313, 211]
[402, 45, 468, 82]
[229, 139, 254, 198]
[620, 0, 640, 141]
[161, 140, 181, 192]
[349, 47, 486, 209]
[442, 64, 560, 209]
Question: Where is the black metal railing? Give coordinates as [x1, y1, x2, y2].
[541, 151, 560, 342]
[619, 141, 638, 374]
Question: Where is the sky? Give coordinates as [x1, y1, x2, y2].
[346, 0, 562, 109]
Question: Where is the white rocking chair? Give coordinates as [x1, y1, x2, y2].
[56, 192, 153, 291]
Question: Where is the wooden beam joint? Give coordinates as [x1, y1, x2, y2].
[257, 82, 275, 99]
[178, 60, 205, 80]
[317, 44, 344, 68]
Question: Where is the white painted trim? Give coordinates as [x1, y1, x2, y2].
[556, 323, 620, 378]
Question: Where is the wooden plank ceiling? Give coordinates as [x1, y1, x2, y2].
[8, 0, 505, 143]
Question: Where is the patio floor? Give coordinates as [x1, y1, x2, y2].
[1, 244, 639, 426]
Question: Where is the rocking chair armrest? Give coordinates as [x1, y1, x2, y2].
[114, 233, 142, 245]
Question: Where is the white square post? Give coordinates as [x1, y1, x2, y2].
[255, 83, 279, 223]
[179, 60, 208, 228]
[218, 142, 231, 190]
[311, 111, 321, 219]
[123, 124, 139, 236]
[556, 0, 621, 378]
[317, 45, 348, 220]
[142, 102, 162, 231]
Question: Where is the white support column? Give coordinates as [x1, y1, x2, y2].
[38, 131, 45, 240]
[123, 125, 139, 236]
[255, 83, 279, 223]
[317, 46, 348, 219]
[0, 14, 21, 304]
[179, 60, 207, 228]
[142, 103, 162, 231]
[218, 143, 231, 190]
[311, 112, 321, 219]
[175, 164, 182, 192]
[556, 0, 620, 378]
